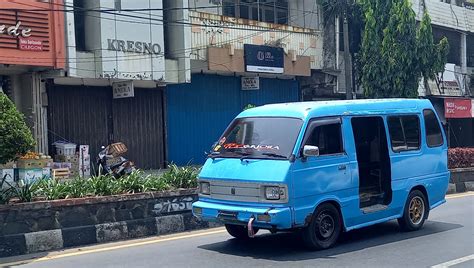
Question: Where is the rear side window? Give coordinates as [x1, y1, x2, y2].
[387, 115, 421, 152]
[423, 109, 444, 147]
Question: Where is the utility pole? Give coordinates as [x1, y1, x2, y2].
[343, 14, 352, 100]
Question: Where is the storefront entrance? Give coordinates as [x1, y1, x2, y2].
[47, 84, 166, 169]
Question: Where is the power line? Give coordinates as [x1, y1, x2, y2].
[8, 1, 321, 34]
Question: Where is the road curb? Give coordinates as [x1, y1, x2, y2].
[0, 212, 216, 258]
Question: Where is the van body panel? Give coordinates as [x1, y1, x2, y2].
[193, 99, 449, 235]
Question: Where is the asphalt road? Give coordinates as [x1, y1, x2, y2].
[2, 193, 473, 268]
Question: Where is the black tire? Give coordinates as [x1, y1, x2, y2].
[225, 224, 259, 239]
[398, 190, 428, 231]
[302, 203, 342, 250]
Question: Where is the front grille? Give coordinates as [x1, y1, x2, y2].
[208, 180, 262, 203]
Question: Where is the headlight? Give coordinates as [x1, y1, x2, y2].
[264, 186, 286, 200]
[199, 181, 210, 195]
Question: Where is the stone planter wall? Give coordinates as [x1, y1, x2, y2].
[449, 168, 474, 193]
[0, 189, 214, 258]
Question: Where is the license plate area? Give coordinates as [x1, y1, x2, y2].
[218, 210, 238, 221]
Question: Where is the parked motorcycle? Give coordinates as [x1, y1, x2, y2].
[97, 142, 136, 178]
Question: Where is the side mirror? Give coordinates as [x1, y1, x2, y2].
[303, 145, 319, 157]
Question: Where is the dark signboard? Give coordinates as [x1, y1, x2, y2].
[244, 44, 284, 74]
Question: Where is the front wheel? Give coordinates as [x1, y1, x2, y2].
[302, 203, 342, 250]
[225, 224, 259, 239]
[398, 190, 428, 231]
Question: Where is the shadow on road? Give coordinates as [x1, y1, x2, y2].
[198, 220, 463, 262]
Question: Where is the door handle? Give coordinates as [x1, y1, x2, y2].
[338, 165, 347, 170]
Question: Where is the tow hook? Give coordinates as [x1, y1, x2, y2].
[247, 217, 256, 238]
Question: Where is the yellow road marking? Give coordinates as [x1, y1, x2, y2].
[446, 192, 474, 199]
[34, 229, 226, 262]
[1, 228, 226, 266]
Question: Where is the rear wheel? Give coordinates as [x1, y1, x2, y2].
[398, 190, 428, 231]
[302, 203, 342, 250]
[225, 224, 259, 239]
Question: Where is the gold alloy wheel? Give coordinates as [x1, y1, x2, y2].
[409, 196, 425, 225]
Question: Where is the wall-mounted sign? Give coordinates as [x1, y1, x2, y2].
[444, 98, 472, 118]
[0, 21, 32, 38]
[113, 81, 134, 99]
[107, 39, 162, 55]
[244, 44, 284, 74]
[19, 38, 43, 51]
[241, 77, 260, 90]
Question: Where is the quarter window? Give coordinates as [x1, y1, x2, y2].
[423, 109, 444, 147]
[304, 123, 343, 155]
[388, 115, 421, 152]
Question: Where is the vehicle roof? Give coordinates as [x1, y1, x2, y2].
[237, 99, 433, 119]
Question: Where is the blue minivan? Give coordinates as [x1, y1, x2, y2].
[192, 99, 449, 249]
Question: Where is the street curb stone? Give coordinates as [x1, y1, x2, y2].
[24, 229, 63, 254]
[0, 212, 214, 258]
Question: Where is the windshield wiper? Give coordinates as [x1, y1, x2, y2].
[232, 151, 253, 161]
[260, 152, 288, 159]
[208, 151, 221, 159]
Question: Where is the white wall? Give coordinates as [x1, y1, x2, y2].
[66, 0, 166, 81]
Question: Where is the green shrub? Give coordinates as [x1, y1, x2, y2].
[11, 179, 41, 202]
[88, 175, 122, 196]
[36, 179, 71, 200]
[161, 164, 199, 189]
[118, 171, 146, 194]
[67, 177, 93, 198]
[0, 174, 14, 204]
[0, 165, 200, 204]
[142, 175, 169, 192]
[0, 92, 35, 164]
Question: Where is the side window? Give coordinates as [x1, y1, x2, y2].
[423, 109, 444, 147]
[305, 123, 343, 155]
[387, 115, 421, 152]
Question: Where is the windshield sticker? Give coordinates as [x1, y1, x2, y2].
[213, 144, 222, 151]
[219, 137, 226, 145]
[223, 143, 280, 151]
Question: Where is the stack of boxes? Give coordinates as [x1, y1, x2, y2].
[52, 143, 91, 179]
[0, 156, 53, 186]
[16, 156, 53, 183]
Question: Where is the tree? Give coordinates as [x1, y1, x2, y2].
[0, 92, 35, 164]
[357, 0, 449, 98]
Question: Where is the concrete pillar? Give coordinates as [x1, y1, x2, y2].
[10, 73, 48, 154]
[461, 32, 467, 74]
[460, 33, 467, 94]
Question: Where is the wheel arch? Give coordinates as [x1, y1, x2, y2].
[410, 185, 430, 208]
[311, 199, 347, 231]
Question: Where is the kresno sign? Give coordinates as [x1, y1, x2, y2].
[107, 39, 162, 55]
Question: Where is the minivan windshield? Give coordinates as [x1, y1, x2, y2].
[212, 117, 303, 160]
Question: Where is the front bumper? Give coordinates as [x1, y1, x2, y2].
[192, 200, 292, 230]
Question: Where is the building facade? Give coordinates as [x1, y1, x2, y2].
[0, 0, 65, 154]
[413, 0, 474, 147]
[164, 0, 334, 165]
[51, 0, 187, 169]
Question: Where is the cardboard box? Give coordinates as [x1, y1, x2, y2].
[52, 162, 72, 169]
[0, 161, 16, 169]
[79, 145, 89, 156]
[0, 169, 15, 188]
[54, 155, 79, 163]
[17, 159, 53, 169]
[17, 169, 45, 184]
